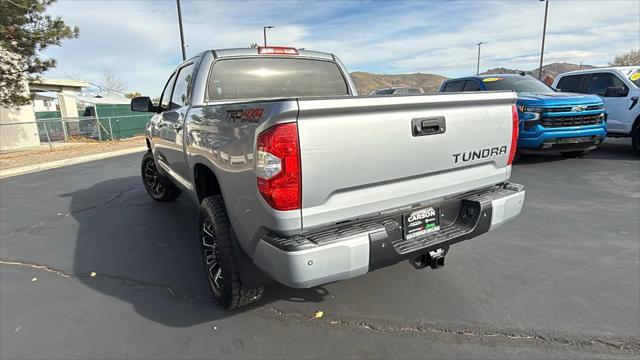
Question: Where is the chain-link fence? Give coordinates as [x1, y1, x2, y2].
[0, 114, 153, 151]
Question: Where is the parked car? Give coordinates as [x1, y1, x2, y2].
[131, 46, 525, 309]
[439, 74, 607, 158]
[553, 66, 640, 154]
[369, 87, 424, 95]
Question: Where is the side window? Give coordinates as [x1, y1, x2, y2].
[587, 73, 627, 96]
[407, 88, 422, 94]
[556, 75, 584, 93]
[462, 80, 481, 91]
[159, 72, 178, 111]
[395, 88, 408, 95]
[443, 81, 462, 92]
[170, 63, 195, 109]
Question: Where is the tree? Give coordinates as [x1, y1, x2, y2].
[610, 49, 640, 66]
[0, 0, 79, 107]
[0, 46, 28, 106]
[125, 91, 142, 99]
[97, 69, 125, 96]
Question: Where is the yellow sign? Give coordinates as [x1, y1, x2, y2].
[630, 73, 640, 81]
[482, 77, 502, 82]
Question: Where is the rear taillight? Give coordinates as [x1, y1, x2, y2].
[256, 123, 301, 211]
[508, 104, 519, 165]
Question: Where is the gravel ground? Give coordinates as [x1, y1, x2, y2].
[0, 137, 638, 359]
[0, 137, 145, 170]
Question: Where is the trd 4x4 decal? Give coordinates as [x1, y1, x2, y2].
[226, 108, 265, 123]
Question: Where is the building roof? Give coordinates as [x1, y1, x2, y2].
[29, 78, 90, 93]
[32, 93, 57, 100]
[30, 78, 91, 87]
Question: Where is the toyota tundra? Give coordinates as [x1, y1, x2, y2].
[131, 47, 525, 309]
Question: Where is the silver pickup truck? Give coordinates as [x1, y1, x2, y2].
[131, 46, 525, 309]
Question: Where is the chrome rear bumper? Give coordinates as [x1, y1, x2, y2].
[253, 183, 525, 288]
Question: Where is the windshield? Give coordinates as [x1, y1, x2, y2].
[482, 76, 555, 93]
[628, 70, 640, 87]
[207, 57, 349, 101]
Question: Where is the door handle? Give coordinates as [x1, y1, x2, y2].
[411, 116, 446, 137]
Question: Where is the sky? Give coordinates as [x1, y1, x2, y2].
[41, 0, 640, 96]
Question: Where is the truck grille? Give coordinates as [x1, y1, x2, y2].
[545, 104, 604, 113]
[541, 114, 602, 128]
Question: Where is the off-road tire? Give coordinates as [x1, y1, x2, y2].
[141, 151, 181, 202]
[561, 150, 588, 158]
[199, 195, 264, 309]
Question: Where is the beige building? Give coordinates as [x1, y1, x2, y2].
[0, 78, 89, 151]
[31, 94, 58, 112]
[0, 80, 39, 151]
[29, 78, 89, 119]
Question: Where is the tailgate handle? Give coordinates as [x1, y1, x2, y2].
[412, 116, 446, 137]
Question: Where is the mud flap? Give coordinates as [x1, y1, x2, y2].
[231, 230, 274, 288]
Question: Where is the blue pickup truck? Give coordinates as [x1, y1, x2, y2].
[439, 74, 607, 158]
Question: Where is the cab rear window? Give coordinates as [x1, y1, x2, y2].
[442, 81, 462, 92]
[206, 58, 349, 101]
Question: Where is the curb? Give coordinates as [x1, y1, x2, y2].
[0, 146, 147, 179]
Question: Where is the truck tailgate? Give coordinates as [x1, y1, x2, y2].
[296, 91, 517, 229]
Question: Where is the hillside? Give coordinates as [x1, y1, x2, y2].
[483, 62, 595, 80]
[351, 62, 593, 95]
[350, 72, 448, 95]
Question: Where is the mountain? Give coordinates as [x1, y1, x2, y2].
[483, 62, 595, 80]
[350, 72, 448, 95]
[350, 62, 594, 95]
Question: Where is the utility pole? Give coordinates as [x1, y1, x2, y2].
[263, 26, 274, 47]
[538, 0, 549, 80]
[176, 0, 187, 61]
[476, 42, 483, 75]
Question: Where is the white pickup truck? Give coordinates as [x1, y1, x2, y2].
[131, 46, 525, 309]
[553, 66, 640, 153]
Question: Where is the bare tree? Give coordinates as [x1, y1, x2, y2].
[610, 49, 640, 66]
[249, 43, 258, 48]
[124, 91, 142, 99]
[63, 70, 87, 82]
[97, 69, 125, 96]
[62, 70, 94, 96]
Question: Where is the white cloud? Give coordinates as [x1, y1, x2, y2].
[41, 0, 639, 95]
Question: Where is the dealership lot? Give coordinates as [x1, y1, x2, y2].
[0, 138, 638, 359]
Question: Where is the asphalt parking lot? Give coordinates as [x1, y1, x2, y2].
[1, 138, 638, 359]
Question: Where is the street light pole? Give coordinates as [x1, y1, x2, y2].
[538, 0, 549, 80]
[263, 26, 274, 47]
[476, 42, 483, 75]
[176, 0, 187, 61]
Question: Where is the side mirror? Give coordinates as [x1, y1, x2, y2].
[604, 86, 628, 97]
[131, 96, 157, 112]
